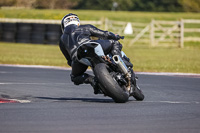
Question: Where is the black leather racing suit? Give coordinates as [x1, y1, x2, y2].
[59, 24, 123, 85]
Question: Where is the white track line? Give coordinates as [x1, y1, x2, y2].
[1, 64, 200, 76]
[136, 72, 200, 77]
[9, 99, 31, 103]
[142, 101, 199, 104]
[0, 64, 71, 70]
[0, 82, 69, 85]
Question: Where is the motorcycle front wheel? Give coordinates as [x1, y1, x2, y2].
[132, 84, 145, 101]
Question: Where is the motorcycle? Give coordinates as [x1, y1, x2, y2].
[77, 36, 144, 103]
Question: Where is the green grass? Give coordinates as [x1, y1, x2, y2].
[0, 42, 67, 67]
[0, 42, 200, 73]
[124, 46, 200, 73]
[0, 9, 200, 22]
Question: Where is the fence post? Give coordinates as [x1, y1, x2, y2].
[100, 17, 104, 30]
[105, 18, 108, 31]
[150, 19, 155, 47]
[180, 19, 184, 48]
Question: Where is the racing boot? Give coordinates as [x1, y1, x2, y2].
[71, 73, 101, 94]
[71, 73, 90, 85]
[84, 75, 102, 94]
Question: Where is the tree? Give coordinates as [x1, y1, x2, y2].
[73, 0, 112, 10]
[0, 0, 16, 7]
[179, 0, 200, 12]
[33, 0, 78, 9]
[15, 0, 36, 8]
[0, 0, 199, 12]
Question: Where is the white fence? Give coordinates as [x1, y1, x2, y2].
[0, 18, 199, 47]
[105, 19, 200, 48]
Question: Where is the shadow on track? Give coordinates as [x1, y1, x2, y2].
[36, 97, 115, 103]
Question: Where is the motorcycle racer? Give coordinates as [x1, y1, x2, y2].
[59, 13, 133, 94]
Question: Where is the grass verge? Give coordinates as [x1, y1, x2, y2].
[0, 9, 200, 22]
[0, 42, 67, 67]
[0, 42, 199, 73]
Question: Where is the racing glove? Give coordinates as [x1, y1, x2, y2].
[106, 32, 121, 40]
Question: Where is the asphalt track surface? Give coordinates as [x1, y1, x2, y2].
[0, 65, 200, 133]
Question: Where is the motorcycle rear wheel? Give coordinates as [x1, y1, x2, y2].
[94, 63, 129, 103]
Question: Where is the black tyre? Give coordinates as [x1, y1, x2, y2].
[2, 31, 16, 42]
[45, 31, 60, 45]
[17, 23, 32, 32]
[94, 63, 129, 103]
[45, 24, 61, 45]
[16, 32, 31, 43]
[0, 23, 2, 40]
[32, 24, 46, 32]
[131, 71, 145, 101]
[132, 85, 144, 101]
[3, 23, 17, 31]
[46, 24, 60, 31]
[2, 23, 16, 42]
[31, 32, 45, 44]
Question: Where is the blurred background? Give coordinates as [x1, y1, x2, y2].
[0, 0, 200, 12]
[0, 0, 200, 73]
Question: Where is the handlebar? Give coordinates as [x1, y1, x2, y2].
[119, 36, 124, 39]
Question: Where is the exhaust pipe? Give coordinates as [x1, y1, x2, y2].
[113, 55, 131, 91]
[113, 55, 129, 75]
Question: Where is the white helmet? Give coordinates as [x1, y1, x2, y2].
[61, 13, 80, 33]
